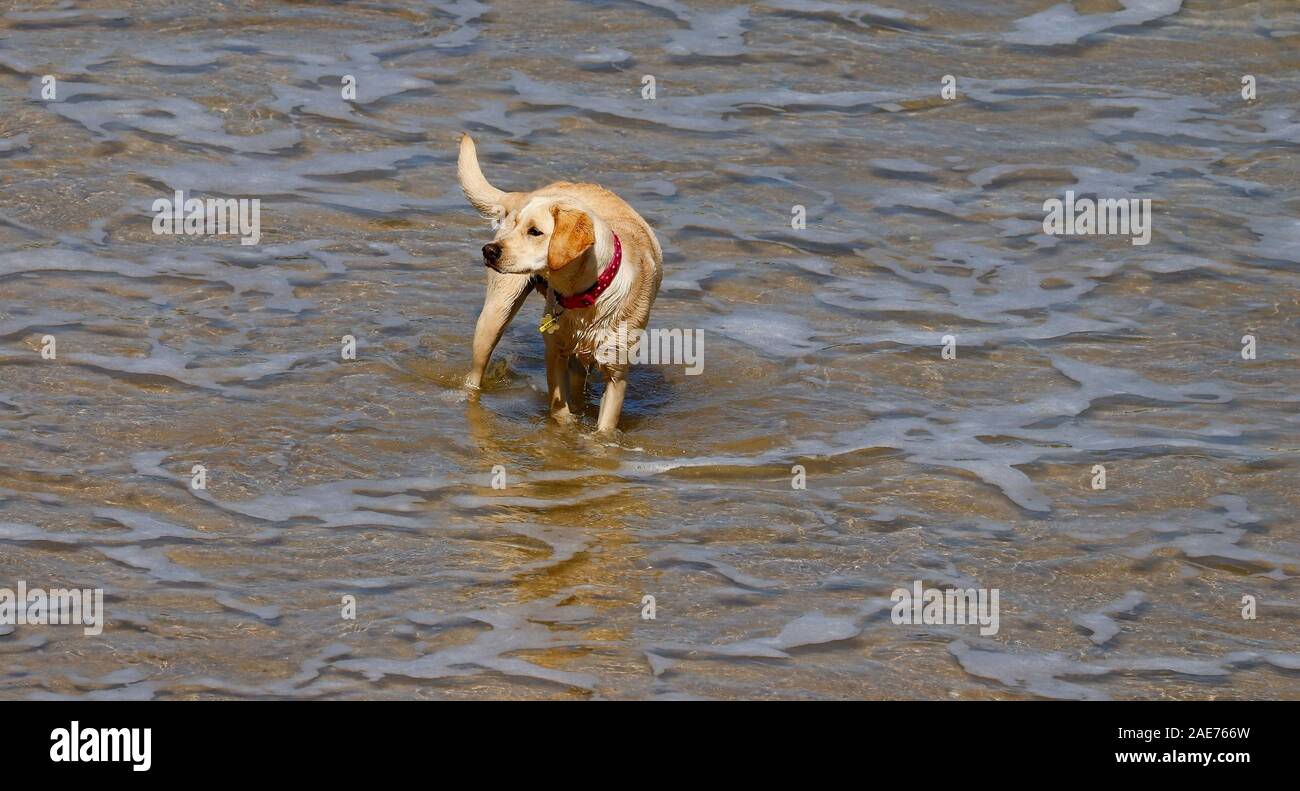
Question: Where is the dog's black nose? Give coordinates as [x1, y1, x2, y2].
[482, 243, 502, 265]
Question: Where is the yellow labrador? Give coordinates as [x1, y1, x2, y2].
[458, 133, 662, 433]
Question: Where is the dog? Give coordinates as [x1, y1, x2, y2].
[458, 133, 662, 433]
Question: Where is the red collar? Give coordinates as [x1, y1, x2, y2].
[537, 233, 622, 310]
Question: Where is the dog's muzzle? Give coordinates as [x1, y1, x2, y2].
[482, 243, 502, 271]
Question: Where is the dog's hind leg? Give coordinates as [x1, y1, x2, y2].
[466, 269, 533, 389]
[567, 358, 589, 412]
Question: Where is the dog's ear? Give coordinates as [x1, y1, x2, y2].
[548, 206, 595, 271]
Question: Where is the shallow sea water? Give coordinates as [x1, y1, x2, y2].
[0, 0, 1297, 699]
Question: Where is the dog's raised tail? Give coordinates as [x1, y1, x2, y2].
[458, 133, 510, 218]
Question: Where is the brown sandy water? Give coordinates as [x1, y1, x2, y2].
[0, 0, 1297, 699]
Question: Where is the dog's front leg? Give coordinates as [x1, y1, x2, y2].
[466, 269, 533, 389]
[545, 335, 573, 423]
[595, 366, 628, 433]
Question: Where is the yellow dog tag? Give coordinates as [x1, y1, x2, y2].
[539, 313, 560, 334]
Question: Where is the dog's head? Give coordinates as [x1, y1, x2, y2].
[459, 134, 596, 277]
[481, 198, 595, 276]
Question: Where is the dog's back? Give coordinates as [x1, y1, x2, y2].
[530, 181, 663, 327]
[533, 181, 663, 269]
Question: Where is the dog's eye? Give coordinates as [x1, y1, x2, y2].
[527, 226, 543, 237]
